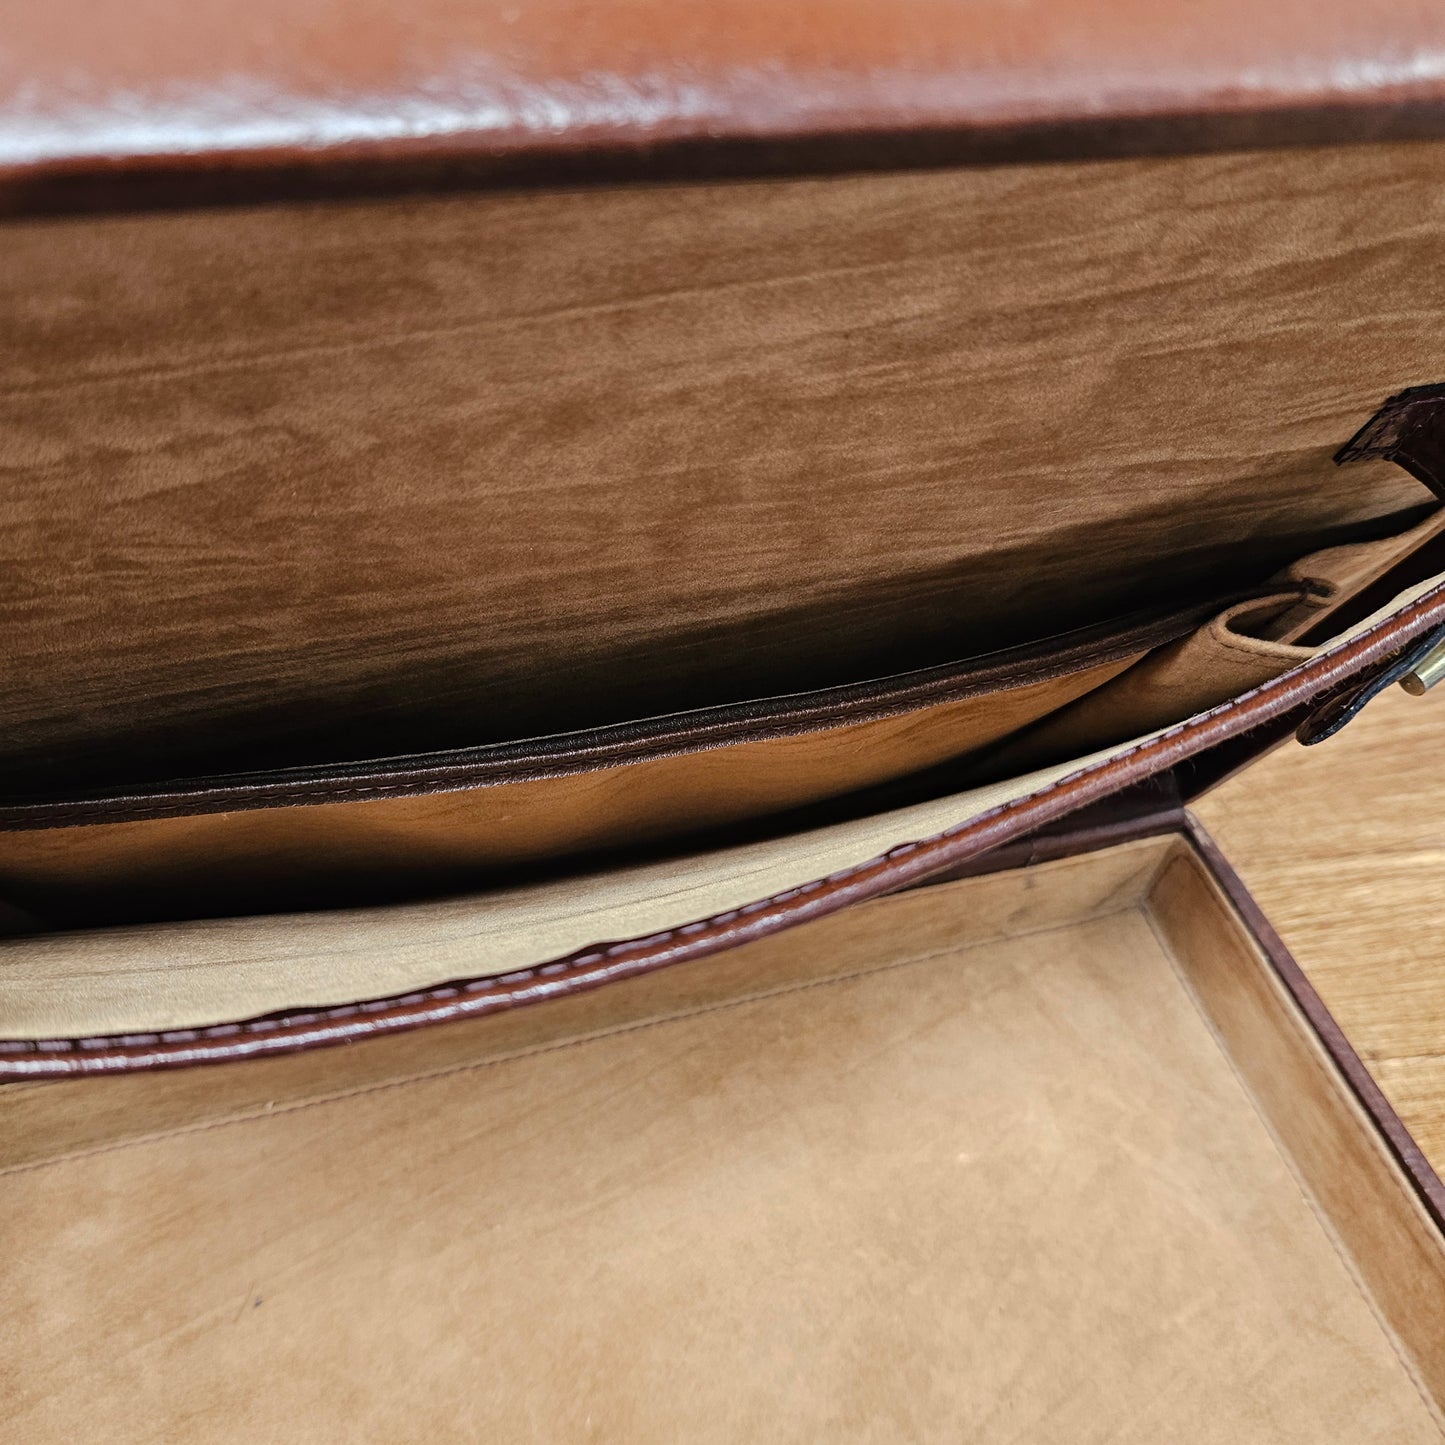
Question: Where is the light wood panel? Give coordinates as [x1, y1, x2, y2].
[1197, 686, 1445, 1174]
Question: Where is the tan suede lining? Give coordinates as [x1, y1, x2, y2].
[2, 844, 1439, 1440]
[1, 142, 1436, 784]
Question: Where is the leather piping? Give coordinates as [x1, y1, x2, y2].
[4, 579, 1442, 1077]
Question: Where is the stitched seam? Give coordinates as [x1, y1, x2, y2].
[0, 908, 1124, 1177]
[0, 626, 1418, 1052]
[1205, 639, 1304, 668]
[1207, 628, 1313, 663]
[1208, 596, 1314, 663]
[0, 685, 1094, 826]
[5, 584, 1443, 1060]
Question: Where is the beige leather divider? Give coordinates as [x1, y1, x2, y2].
[3, 837, 1441, 1440]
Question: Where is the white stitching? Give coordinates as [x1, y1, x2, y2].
[6, 585, 1443, 1062]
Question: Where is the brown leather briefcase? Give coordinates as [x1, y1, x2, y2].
[3, 2, 1445, 1436]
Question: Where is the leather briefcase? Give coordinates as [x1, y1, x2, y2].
[3, 2, 1445, 1436]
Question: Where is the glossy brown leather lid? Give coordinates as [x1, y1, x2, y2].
[7, 0, 1445, 211]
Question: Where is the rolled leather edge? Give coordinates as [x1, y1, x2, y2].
[4, 577, 1443, 1076]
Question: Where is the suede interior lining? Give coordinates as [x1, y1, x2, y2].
[2, 840, 1440, 1440]
[4, 141, 1442, 787]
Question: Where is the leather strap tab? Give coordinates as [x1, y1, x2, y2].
[1297, 620, 1445, 745]
[1335, 384, 1445, 499]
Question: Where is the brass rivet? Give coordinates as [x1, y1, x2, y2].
[1400, 639, 1445, 695]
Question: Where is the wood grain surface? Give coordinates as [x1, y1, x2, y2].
[1197, 685, 1445, 1175]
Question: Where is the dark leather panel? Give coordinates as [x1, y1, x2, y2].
[6, 0, 1445, 209]
[1337, 383, 1445, 501]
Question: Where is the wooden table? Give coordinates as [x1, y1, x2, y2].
[1197, 685, 1445, 1174]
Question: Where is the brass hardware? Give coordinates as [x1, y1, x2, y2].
[1400, 638, 1445, 695]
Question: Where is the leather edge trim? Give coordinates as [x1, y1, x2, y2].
[5, 580, 1443, 1075]
[8, 98, 1445, 219]
[1182, 816, 1445, 1235]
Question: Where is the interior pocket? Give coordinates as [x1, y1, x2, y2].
[2, 549, 1443, 1045]
[0, 601, 1212, 928]
[972, 511, 1445, 778]
[2, 509, 1441, 933]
